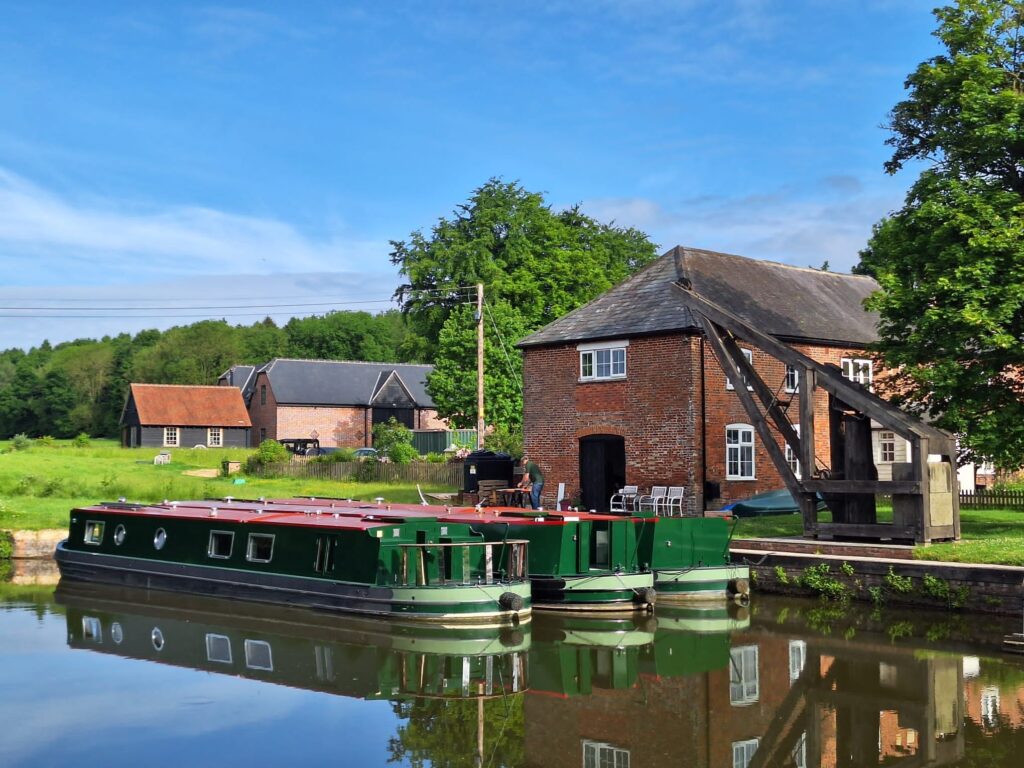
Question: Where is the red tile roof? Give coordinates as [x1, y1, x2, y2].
[129, 384, 252, 427]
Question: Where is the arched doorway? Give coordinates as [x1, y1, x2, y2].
[579, 435, 626, 512]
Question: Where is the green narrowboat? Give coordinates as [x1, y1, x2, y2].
[55, 500, 531, 626]
[57, 580, 529, 701]
[264, 498, 657, 613]
[627, 511, 751, 602]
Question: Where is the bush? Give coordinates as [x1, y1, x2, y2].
[424, 452, 447, 464]
[373, 418, 414, 456]
[244, 439, 291, 473]
[35, 435, 55, 447]
[388, 443, 420, 465]
[0, 529, 11, 560]
[316, 447, 357, 463]
[483, 424, 523, 459]
[73, 433, 91, 448]
[11, 434, 30, 451]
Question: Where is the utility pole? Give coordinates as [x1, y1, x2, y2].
[476, 283, 485, 450]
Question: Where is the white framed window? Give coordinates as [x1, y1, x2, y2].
[246, 533, 275, 563]
[84, 520, 105, 546]
[578, 340, 628, 381]
[785, 425, 801, 479]
[208, 530, 234, 559]
[245, 639, 274, 671]
[582, 740, 630, 768]
[732, 738, 760, 768]
[726, 349, 754, 390]
[730, 645, 759, 705]
[726, 424, 755, 480]
[981, 686, 1000, 729]
[208, 427, 223, 447]
[792, 732, 807, 768]
[163, 426, 179, 447]
[880, 431, 896, 463]
[841, 357, 873, 387]
[206, 633, 232, 664]
[788, 640, 806, 683]
[82, 616, 103, 642]
[785, 365, 799, 393]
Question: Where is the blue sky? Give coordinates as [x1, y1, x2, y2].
[0, 0, 940, 349]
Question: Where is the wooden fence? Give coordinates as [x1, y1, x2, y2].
[959, 489, 1024, 510]
[254, 460, 464, 487]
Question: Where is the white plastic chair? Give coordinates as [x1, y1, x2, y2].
[638, 486, 667, 512]
[609, 485, 639, 513]
[660, 486, 685, 516]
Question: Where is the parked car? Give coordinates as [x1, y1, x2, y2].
[353, 447, 378, 460]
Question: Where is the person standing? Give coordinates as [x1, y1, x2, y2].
[519, 455, 545, 510]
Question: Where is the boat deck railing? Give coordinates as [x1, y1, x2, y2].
[390, 540, 529, 587]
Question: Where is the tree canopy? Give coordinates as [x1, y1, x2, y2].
[857, 0, 1024, 468]
[391, 179, 658, 428]
[0, 309, 422, 440]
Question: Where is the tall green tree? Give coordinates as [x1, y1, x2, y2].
[391, 179, 657, 428]
[857, 0, 1024, 468]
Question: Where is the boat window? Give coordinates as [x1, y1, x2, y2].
[84, 521, 105, 546]
[208, 531, 234, 559]
[206, 633, 232, 664]
[111, 622, 124, 644]
[153, 528, 167, 550]
[113, 524, 126, 546]
[246, 533, 274, 563]
[245, 639, 274, 671]
[314, 536, 334, 574]
[151, 627, 165, 651]
[82, 616, 102, 643]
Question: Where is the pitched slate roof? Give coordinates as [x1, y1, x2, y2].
[518, 246, 880, 348]
[218, 365, 258, 403]
[128, 384, 252, 427]
[255, 359, 436, 408]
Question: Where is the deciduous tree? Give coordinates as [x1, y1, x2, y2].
[857, 0, 1024, 468]
[392, 179, 657, 427]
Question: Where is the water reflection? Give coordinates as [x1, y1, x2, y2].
[6, 577, 1023, 767]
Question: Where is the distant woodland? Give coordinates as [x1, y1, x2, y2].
[0, 311, 422, 439]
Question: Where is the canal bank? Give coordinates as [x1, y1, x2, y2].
[732, 538, 1024, 616]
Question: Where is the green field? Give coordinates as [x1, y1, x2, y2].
[0, 439, 455, 531]
[732, 507, 1024, 566]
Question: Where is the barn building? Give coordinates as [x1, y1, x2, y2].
[120, 383, 251, 448]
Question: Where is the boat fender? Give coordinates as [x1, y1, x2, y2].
[499, 592, 524, 612]
[728, 578, 750, 597]
[634, 587, 657, 608]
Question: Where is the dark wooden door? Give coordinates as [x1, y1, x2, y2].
[579, 435, 626, 512]
[372, 407, 414, 429]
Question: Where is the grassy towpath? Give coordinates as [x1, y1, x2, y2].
[0, 439, 456, 531]
[732, 507, 1024, 566]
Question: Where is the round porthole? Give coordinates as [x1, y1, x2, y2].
[153, 528, 167, 550]
[114, 525, 126, 546]
[111, 622, 124, 644]
[151, 627, 164, 651]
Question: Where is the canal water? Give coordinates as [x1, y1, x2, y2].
[2, 576, 1023, 767]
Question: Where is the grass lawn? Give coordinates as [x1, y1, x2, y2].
[0, 439, 456, 531]
[731, 506, 1024, 566]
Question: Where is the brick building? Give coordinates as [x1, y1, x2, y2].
[219, 358, 445, 448]
[518, 246, 884, 513]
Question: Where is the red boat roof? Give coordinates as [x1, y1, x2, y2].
[74, 501, 413, 532]
[269, 497, 627, 524]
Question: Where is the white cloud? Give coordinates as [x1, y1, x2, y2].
[0, 168, 390, 286]
[580, 177, 906, 272]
